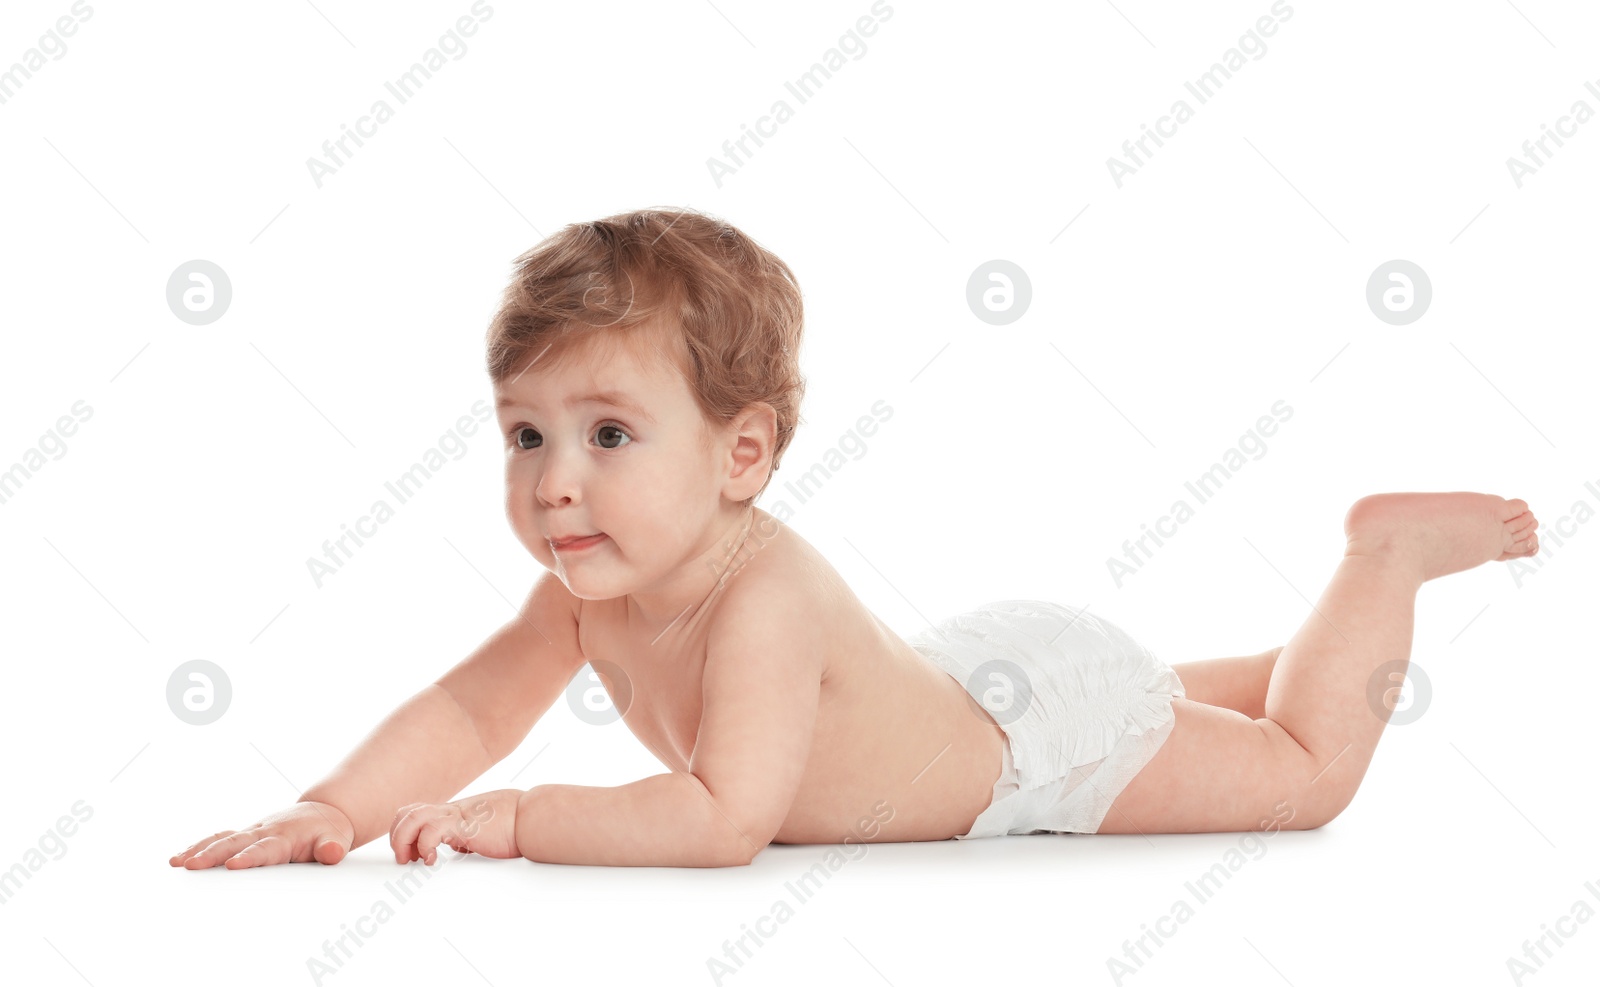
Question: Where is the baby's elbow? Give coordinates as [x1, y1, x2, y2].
[704, 800, 777, 866]
[714, 833, 767, 867]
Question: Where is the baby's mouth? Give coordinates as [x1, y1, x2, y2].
[551, 533, 607, 552]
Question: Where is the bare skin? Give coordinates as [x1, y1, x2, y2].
[166, 321, 1541, 868]
[169, 327, 1006, 870]
[1101, 491, 1541, 834]
[568, 512, 1008, 847]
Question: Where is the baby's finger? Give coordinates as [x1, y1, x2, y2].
[183, 831, 258, 870]
[312, 834, 348, 865]
[390, 805, 433, 864]
[224, 834, 292, 869]
[169, 830, 238, 867]
[415, 821, 447, 866]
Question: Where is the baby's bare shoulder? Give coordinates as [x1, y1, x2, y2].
[708, 516, 837, 642]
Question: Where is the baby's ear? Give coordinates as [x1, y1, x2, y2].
[725, 402, 777, 496]
[737, 400, 778, 437]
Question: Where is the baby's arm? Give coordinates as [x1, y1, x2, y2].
[513, 576, 822, 867]
[171, 572, 585, 869]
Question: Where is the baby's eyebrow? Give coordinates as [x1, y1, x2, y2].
[496, 390, 657, 425]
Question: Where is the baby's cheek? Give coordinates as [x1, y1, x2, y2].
[503, 488, 536, 533]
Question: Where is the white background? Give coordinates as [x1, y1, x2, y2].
[1, 0, 1597, 984]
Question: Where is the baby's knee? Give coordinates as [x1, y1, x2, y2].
[1253, 718, 1358, 830]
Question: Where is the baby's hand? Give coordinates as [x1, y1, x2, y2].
[390, 789, 522, 864]
[170, 800, 355, 870]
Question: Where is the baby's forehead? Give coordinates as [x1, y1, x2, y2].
[533, 332, 676, 384]
[495, 326, 698, 414]
[498, 360, 650, 401]
[495, 360, 692, 424]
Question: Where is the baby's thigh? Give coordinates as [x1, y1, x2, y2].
[1098, 699, 1323, 834]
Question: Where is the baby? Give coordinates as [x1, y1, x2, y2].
[170, 208, 1542, 869]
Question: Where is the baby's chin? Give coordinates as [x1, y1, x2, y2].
[546, 551, 628, 600]
[557, 575, 623, 602]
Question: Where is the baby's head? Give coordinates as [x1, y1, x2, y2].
[487, 207, 805, 598]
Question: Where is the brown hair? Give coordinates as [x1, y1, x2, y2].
[486, 207, 806, 507]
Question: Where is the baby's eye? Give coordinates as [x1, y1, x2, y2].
[595, 424, 631, 450]
[513, 426, 541, 450]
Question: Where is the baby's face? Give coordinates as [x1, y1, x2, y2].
[493, 334, 728, 600]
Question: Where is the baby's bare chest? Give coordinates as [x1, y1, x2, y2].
[576, 615, 709, 772]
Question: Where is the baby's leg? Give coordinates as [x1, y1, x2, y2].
[1170, 647, 1282, 720]
[1099, 493, 1540, 834]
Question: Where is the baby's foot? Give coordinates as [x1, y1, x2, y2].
[1343, 492, 1540, 582]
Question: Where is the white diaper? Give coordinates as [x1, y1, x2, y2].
[906, 599, 1186, 838]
